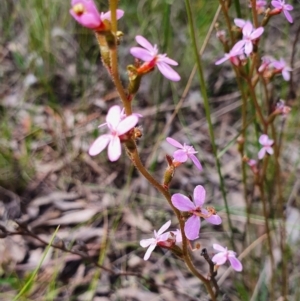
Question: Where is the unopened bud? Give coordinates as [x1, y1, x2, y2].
[163, 159, 175, 189]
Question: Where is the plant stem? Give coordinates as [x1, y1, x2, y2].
[247, 78, 267, 132]
[129, 146, 217, 299]
[259, 156, 275, 300]
[271, 123, 287, 301]
[109, 0, 132, 115]
[186, 0, 235, 250]
[233, 0, 242, 18]
[251, 0, 258, 28]
[219, 0, 234, 44]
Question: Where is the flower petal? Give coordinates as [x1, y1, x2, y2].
[213, 243, 227, 252]
[130, 47, 154, 62]
[175, 229, 182, 243]
[231, 41, 245, 54]
[106, 105, 121, 129]
[157, 220, 171, 236]
[259, 134, 268, 144]
[232, 42, 246, 57]
[117, 115, 138, 135]
[184, 215, 200, 240]
[282, 69, 291, 81]
[107, 136, 121, 161]
[258, 147, 266, 160]
[205, 214, 222, 225]
[88, 134, 111, 156]
[143, 243, 156, 260]
[140, 238, 155, 248]
[171, 193, 195, 211]
[285, 4, 293, 11]
[101, 9, 124, 21]
[159, 56, 178, 66]
[242, 22, 253, 37]
[271, 0, 282, 9]
[135, 35, 156, 53]
[250, 27, 264, 40]
[166, 137, 183, 148]
[215, 55, 230, 65]
[189, 154, 203, 171]
[234, 18, 246, 28]
[228, 256, 243, 271]
[212, 252, 227, 265]
[70, 11, 101, 28]
[244, 41, 253, 55]
[173, 149, 188, 163]
[193, 185, 206, 207]
[266, 147, 274, 155]
[157, 62, 181, 81]
[158, 232, 170, 242]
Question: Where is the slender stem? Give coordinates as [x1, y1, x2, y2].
[251, 0, 258, 28]
[218, 3, 252, 245]
[270, 123, 287, 301]
[131, 147, 188, 255]
[109, 0, 132, 115]
[184, 259, 217, 301]
[237, 75, 251, 242]
[246, 78, 267, 132]
[219, 0, 234, 44]
[186, 0, 235, 250]
[130, 146, 216, 299]
[233, 0, 242, 18]
[259, 156, 275, 299]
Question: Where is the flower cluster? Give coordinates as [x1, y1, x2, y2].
[140, 220, 242, 271]
[215, 0, 294, 66]
[68, 0, 300, 282]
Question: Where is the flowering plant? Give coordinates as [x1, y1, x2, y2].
[69, 0, 295, 299]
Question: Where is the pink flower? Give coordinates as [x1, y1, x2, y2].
[271, 0, 293, 23]
[258, 56, 274, 73]
[248, 159, 257, 167]
[215, 42, 244, 66]
[130, 35, 180, 82]
[140, 220, 172, 260]
[212, 244, 243, 272]
[171, 185, 222, 240]
[88, 105, 138, 161]
[249, 0, 267, 14]
[234, 22, 264, 56]
[70, 0, 124, 30]
[275, 99, 291, 116]
[246, 159, 259, 174]
[258, 134, 274, 159]
[166, 137, 202, 170]
[272, 58, 292, 81]
[216, 30, 226, 39]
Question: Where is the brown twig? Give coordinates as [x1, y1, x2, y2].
[201, 248, 219, 297]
